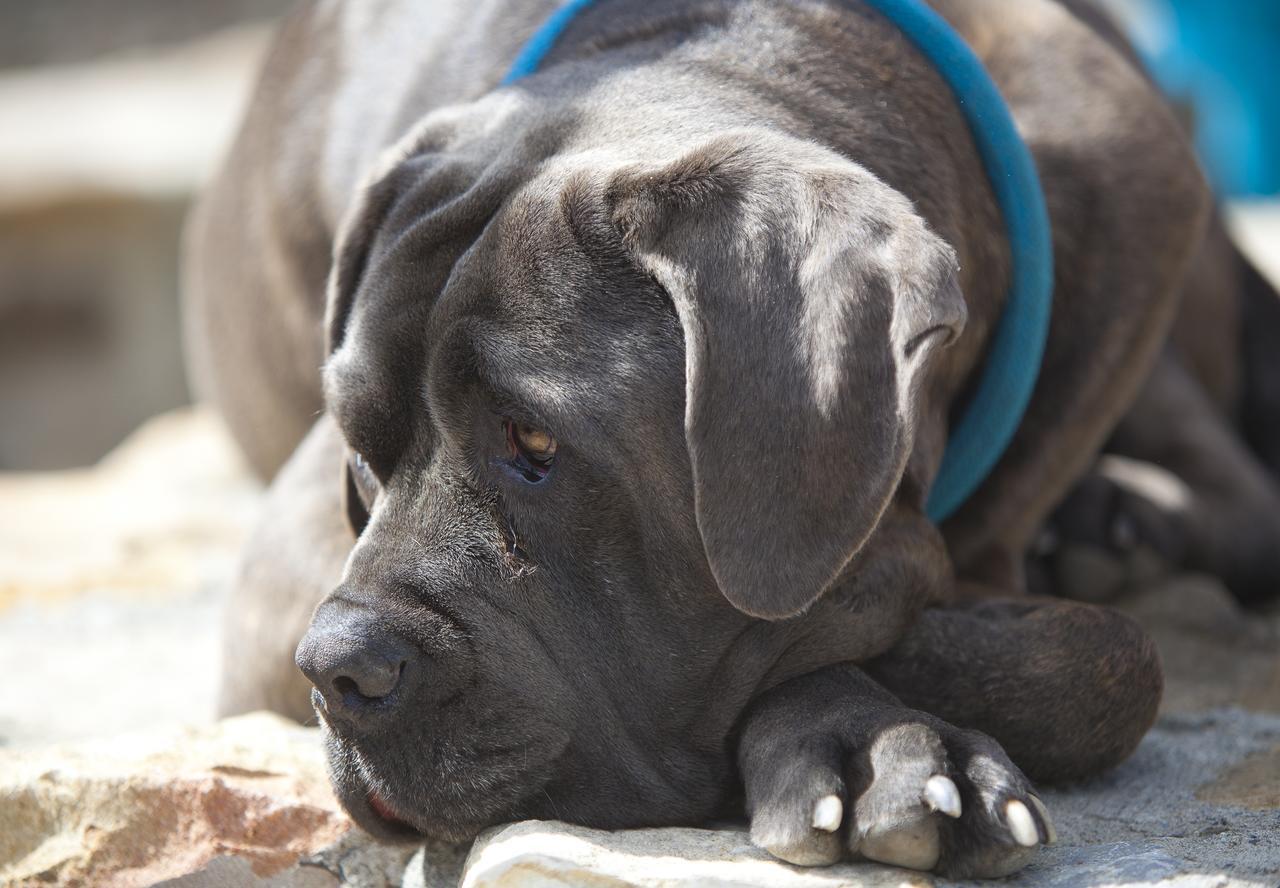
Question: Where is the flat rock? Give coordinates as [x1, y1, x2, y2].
[5, 710, 1274, 887]
[462, 709, 1280, 887]
[0, 712, 421, 888]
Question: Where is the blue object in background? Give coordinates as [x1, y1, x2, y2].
[1113, 0, 1280, 197]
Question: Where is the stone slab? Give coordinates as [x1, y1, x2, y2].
[459, 710, 1280, 888]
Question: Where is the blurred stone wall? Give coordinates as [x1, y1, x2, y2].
[0, 0, 292, 69]
[0, 196, 189, 470]
[0, 3, 282, 470]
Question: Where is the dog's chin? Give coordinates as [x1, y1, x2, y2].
[321, 726, 555, 844]
[338, 777, 434, 843]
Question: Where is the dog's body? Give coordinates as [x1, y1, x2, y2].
[185, 0, 1214, 876]
[1036, 219, 1280, 604]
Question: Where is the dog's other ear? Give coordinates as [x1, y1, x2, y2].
[609, 133, 966, 619]
[324, 93, 542, 356]
[324, 157, 423, 356]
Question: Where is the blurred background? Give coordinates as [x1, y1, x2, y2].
[0, 0, 289, 470]
[0, 1, 290, 747]
[0, 0, 1276, 746]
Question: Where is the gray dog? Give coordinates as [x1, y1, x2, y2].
[184, 0, 1213, 877]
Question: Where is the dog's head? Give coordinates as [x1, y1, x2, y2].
[297, 95, 965, 842]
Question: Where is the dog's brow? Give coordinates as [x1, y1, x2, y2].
[324, 347, 415, 464]
[473, 350, 577, 430]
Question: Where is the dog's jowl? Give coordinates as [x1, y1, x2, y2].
[184, 0, 1216, 877]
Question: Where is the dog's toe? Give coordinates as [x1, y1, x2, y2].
[745, 748, 847, 866]
[932, 729, 1053, 878]
[847, 722, 950, 870]
[753, 801, 846, 866]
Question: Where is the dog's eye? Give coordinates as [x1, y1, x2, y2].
[505, 419, 557, 481]
[349, 451, 379, 501]
[344, 451, 379, 535]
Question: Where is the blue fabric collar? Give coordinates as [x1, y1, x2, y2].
[503, 0, 1054, 524]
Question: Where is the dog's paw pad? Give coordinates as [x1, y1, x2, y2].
[753, 814, 845, 867]
[859, 818, 941, 871]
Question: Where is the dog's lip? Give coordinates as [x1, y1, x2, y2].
[367, 789, 400, 822]
[363, 786, 420, 835]
[321, 726, 508, 843]
[311, 700, 422, 838]
[345, 772, 425, 840]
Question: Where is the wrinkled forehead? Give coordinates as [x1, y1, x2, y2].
[438, 171, 687, 434]
[327, 165, 684, 454]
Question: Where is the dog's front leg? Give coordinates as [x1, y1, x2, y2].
[218, 415, 355, 722]
[737, 663, 1052, 878]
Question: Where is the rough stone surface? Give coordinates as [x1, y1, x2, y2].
[0, 712, 415, 888]
[462, 710, 1280, 888]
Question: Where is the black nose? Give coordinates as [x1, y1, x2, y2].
[296, 614, 414, 722]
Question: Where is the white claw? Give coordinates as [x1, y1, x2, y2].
[923, 775, 962, 818]
[812, 794, 844, 832]
[1006, 799, 1040, 847]
[1029, 795, 1056, 844]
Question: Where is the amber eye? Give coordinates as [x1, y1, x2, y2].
[505, 419, 557, 480]
[348, 451, 380, 500]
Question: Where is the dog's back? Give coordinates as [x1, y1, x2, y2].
[185, 0, 1165, 484]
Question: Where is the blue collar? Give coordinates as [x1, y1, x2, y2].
[503, 0, 1053, 524]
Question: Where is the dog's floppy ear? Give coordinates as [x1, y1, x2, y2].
[608, 133, 966, 619]
[324, 157, 423, 356]
[324, 93, 542, 356]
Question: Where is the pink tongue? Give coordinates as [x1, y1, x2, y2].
[368, 791, 401, 823]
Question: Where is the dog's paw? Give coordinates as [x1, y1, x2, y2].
[745, 716, 1053, 877]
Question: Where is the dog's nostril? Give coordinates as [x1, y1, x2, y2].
[332, 675, 361, 698]
[331, 659, 405, 704]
